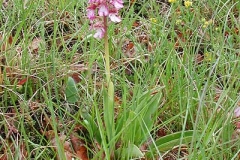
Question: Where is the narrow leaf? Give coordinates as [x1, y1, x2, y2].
[65, 77, 79, 103]
[149, 130, 197, 152]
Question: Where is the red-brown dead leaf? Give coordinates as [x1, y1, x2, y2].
[71, 73, 81, 83]
[29, 37, 44, 54]
[70, 135, 89, 160]
[0, 34, 13, 52]
[0, 153, 7, 160]
[4, 67, 27, 86]
[44, 130, 55, 140]
[127, 41, 134, 50]
[49, 133, 75, 160]
[60, 11, 70, 19]
[45, 131, 89, 160]
[195, 54, 204, 64]
[0, 141, 27, 160]
[224, 31, 229, 37]
[20, 143, 28, 160]
[17, 77, 28, 85]
[3, 111, 19, 139]
[175, 7, 181, 15]
[132, 21, 140, 27]
[130, 0, 136, 5]
[8, 35, 13, 44]
[147, 42, 156, 52]
[234, 27, 239, 34]
[157, 128, 167, 137]
[64, 150, 73, 160]
[114, 95, 122, 106]
[76, 146, 89, 160]
[122, 40, 136, 58]
[69, 63, 88, 83]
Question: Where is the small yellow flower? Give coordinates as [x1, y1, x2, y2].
[201, 18, 206, 22]
[202, 19, 213, 28]
[203, 21, 209, 28]
[176, 19, 182, 25]
[204, 52, 212, 61]
[168, 0, 177, 3]
[208, 19, 213, 24]
[204, 21, 210, 26]
[184, 1, 192, 8]
[203, 24, 207, 28]
[150, 18, 157, 23]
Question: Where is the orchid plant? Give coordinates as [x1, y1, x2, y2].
[86, 0, 124, 158]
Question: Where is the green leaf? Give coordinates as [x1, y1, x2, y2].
[115, 144, 144, 159]
[149, 130, 197, 152]
[65, 77, 79, 103]
[143, 93, 161, 130]
[103, 83, 115, 146]
[116, 91, 162, 145]
[127, 144, 144, 158]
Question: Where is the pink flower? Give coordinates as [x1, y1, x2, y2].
[109, 12, 121, 22]
[87, 4, 97, 20]
[234, 107, 240, 118]
[91, 21, 105, 39]
[94, 27, 105, 39]
[87, 9, 95, 20]
[110, 0, 124, 9]
[98, 3, 109, 16]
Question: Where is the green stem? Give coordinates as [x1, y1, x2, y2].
[103, 16, 115, 158]
[103, 16, 111, 84]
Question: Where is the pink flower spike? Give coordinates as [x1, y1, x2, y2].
[109, 13, 121, 22]
[234, 107, 240, 118]
[98, 3, 109, 16]
[87, 0, 124, 39]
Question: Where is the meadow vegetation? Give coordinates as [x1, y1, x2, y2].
[0, 0, 239, 159]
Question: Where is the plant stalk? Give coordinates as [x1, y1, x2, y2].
[103, 16, 111, 84]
